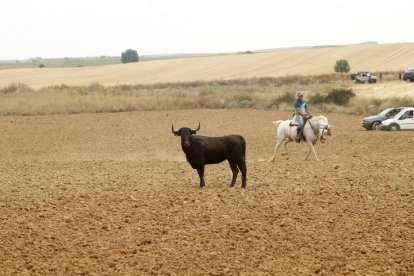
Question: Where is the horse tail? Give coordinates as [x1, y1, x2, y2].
[272, 120, 283, 127]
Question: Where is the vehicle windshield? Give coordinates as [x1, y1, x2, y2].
[378, 108, 393, 116]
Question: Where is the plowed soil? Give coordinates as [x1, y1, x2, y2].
[0, 109, 413, 275]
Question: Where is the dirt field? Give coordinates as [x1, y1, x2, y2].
[0, 109, 413, 275]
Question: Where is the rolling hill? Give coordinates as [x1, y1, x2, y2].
[0, 43, 413, 89]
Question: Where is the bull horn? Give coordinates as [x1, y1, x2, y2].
[172, 123, 175, 133]
[195, 122, 200, 132]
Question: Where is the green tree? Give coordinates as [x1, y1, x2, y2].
[334, 59, 350, 73]
[121, 49, 139, 63]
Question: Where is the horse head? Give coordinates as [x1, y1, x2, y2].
[314, 115, 332, 142]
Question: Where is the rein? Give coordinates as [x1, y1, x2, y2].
[319, 125, 330, 142]
[308, 119, 330, 143]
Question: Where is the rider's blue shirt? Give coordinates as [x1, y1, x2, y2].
[294, 99, 307, 115]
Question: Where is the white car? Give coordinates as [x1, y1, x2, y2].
[355, 72, 377, 84]
[380, 107, 414, 131]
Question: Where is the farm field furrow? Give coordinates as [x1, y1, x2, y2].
[0, 109, 413, 275]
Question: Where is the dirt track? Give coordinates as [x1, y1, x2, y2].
[0, 109, 413, 275]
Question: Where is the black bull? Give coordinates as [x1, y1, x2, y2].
[172, 123, 247, 188]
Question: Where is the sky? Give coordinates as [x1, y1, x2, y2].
[1, 0, 414, 60]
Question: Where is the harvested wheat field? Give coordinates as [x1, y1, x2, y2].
[1, 43, 414, 89]
[0, 109, 413, 275]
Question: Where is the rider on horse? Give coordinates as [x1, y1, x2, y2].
[293, 91, 312, 143]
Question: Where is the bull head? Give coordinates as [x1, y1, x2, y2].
[172, 123, 201, 136]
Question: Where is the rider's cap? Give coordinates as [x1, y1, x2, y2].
[297, 91, 304, 97]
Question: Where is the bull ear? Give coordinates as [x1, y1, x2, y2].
[191, 122, 200, 135]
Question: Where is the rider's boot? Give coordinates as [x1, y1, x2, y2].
[295, 127, 301, 143]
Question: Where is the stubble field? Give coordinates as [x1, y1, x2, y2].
[1, 43, 414, 89]
[0, 109, 413, 275]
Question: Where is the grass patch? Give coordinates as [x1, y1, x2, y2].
[0, 75, 412, 116]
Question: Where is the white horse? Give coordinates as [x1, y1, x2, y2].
[270, 115, 332, 161]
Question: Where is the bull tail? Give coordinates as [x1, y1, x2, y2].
[241, 136, 246, 163]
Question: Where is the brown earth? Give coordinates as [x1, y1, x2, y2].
[0, 109, 413, 275]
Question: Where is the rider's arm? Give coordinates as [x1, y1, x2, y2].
[295, 107, 305, 117]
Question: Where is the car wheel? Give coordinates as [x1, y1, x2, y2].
[371, 121, 381, 130]
[389, 124, 400, 131]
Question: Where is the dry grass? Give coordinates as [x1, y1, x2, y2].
[1, 77, 413, 116]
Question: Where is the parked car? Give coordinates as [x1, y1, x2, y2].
[362, 107, 407, 130]
[403, 68, 414, 82]
[350, 71, 368, 80]
[379, 107, 414, 131]
[355, 72, 377, 83]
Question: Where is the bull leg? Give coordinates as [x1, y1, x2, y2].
[196, 166, 206, 188]
[270, 140, 282, 162]
[228, 160, 239, 187]
[237, 161, 247, 189]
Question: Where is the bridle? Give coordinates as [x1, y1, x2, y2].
[319, 125, 331, 143]
[308, 120, 331, 143]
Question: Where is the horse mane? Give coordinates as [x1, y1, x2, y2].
[310, 115, 328, 125]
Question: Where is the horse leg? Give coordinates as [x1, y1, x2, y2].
[305, 142, 319, 161]
[283, 140, 292, 156]
[196, 166, 206, 188]
[228, 160, 239, 187]
[311, 141, 320, 161]
[270, 140, 283, 162]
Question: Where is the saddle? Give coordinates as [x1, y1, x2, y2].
[289, 117, 308, 142]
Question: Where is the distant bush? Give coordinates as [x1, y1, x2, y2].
[233, 94, 254, 108]
[269, 92, 295, 107]
[0, 83, 33, 95]
[308, 92, 326, 105]
[0, 84, 19, 94]
[121, 49, 139, 63]
[87, 82, 105, 92]
[39, 64, 45, 68]
[326, 88, 355, 105]
[309, 88, 355, 105]
[334, 59, 350, 73]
